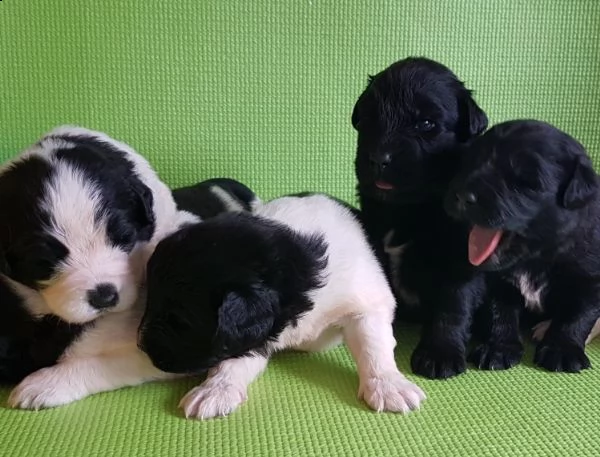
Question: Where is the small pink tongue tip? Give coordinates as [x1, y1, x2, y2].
[375, 181, 395, 190]
[468, 226, 503, 266]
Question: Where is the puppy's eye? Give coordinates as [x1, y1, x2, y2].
[414, 120, 436, 132]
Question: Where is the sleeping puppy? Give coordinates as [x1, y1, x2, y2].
[353, 57, 489, 378]
[138, 194, 426, 420]
[0, 126, 189, 408]
[445, 120, 600, 372]
[2, 126, 255, 408]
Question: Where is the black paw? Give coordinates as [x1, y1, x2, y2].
[411, 343, 466, 379]
[534, 341, 591, 373]
[468, 342, 523, 370]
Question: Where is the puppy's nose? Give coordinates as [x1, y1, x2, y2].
[456, 191, 477, 206]
[87, 283, 119, 309]
[370, 152, 392, 168]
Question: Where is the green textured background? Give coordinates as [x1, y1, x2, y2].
[0, 1, 599, 456]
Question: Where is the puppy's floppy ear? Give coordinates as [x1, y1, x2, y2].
[130, 181, 155, 240]
[351, 76, 374, 130]
[560, 155, 598, 210]
[457, 90, 488, 141]
[215, 283, 279, 352]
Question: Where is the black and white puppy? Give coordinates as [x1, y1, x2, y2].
[138, 194, 426, 420]
[445, 120, 600, 372]
[2, 126, 254, 408]
[173, 178, 259, 218]
[353, 57, 489, 378]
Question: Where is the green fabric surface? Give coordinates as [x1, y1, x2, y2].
[0, 0, 599, 456]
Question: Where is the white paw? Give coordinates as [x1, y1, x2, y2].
[8, 366, 79, 410]
[359, 372, 426, 414]
[532, 320, 551, 342]
[179, 381, 247, 420]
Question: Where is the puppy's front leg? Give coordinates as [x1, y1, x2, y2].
[534, 291, 599, 372]
[179, 354, 268, 420]
[469, 278, 524, 370]
[344, 313, 425, 413]
[8, 348, 172, 410]
[411, 276, 483, 379]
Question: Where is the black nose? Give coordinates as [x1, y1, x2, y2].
[456, 191, 477, 206]
[370, 152, 392, 168]
[87, 283, 119, 309]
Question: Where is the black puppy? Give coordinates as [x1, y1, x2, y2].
[353, 57, 489, 378]
[446, 120, 600, 372]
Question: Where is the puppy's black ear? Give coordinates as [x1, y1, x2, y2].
[131, 181, 156, 241]
[457, 91, 488, 141]
[351, 76, 374, 130]
[560, 155, 598, 210]
[215, 283, 279, 352]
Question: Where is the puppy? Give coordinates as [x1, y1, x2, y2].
[352, 57, 489, 378]
[2, 126, 254, 408]
[138, 194, 425, 420]
[173, 178, 260, 217]
[445, 120, 600, 372]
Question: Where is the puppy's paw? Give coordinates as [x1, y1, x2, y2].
[179, 381, 247, 420]
[468, 341, 524, 370]
[534, 341, 590, 373]
[359, 372, 425, 414]
[532, 320, 551, 342]
[411, 343, 466, 379]
[8, 367, 80, 410]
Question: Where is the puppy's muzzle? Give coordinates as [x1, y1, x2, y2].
[370, 152, 392, 170]
[445, 190, 478, 218]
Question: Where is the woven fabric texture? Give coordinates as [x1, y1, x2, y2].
[0, 1, 599, 456]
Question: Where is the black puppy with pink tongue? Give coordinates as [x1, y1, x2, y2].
[446, 119, 600, 372]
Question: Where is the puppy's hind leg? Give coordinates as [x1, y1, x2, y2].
[179, 354, 269, 420]
[343, 312, 425, 414]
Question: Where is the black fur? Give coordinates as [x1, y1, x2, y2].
[446, 120, 600, 372]
[52, 134, 157, 245]
[138, 211, 328, 374]
[353, 56, 488, 379]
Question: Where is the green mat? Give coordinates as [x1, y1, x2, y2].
[1, 1, 599, 456]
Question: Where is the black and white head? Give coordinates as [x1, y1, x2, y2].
[353, 56, 488, 203]
[0, 126, 178, 323]
[138, 211, 327, 374]
[445, 120, 598, 270]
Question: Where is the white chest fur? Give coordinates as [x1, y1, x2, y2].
[383, 230, 419, 306]
[516, 273, 546, 312]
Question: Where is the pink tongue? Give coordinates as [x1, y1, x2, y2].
[375, 181, 395, 190]
[468, 226, 503, 266]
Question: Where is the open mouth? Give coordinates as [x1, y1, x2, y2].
[468, 225, 504, 266]
[375, 180, 395, 190]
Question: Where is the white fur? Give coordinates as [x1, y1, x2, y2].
[208, 185, 246, 212]
[180, 195, 425, 419]
[8, 294, 176, 410]
[516, 273, 545, 312]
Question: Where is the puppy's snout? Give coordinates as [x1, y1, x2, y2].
[370, 152, 392, 169]
[456, 191, 477, 206]
[87, 283, 119, 309]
